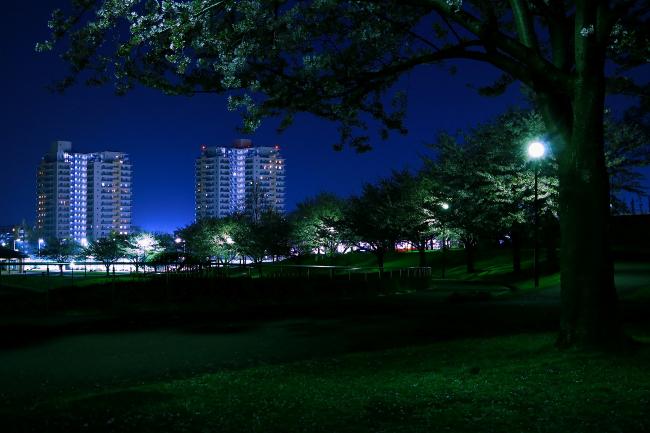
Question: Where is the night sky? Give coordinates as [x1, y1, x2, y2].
[0, 1, 644, 233]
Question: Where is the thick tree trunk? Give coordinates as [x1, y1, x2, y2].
[550, 50, 620, 347]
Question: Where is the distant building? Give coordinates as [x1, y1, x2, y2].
[36, 141, 132, 243]
[195, 139, 285, 220]
[0, 223, 31, 252]
[0, 226, 13, 250]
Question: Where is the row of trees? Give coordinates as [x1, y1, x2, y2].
[175, 109, 646, 272]
[37, 109, 647, 278]
[39, 108, 646, 277]
[40, 233, 169, 275]
[288, 109, 647, 272]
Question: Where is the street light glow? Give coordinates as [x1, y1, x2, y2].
[441, 202, 450, 210]
[175, 237, 183, 244]
[527, 140, 546, 159]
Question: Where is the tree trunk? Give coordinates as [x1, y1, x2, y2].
[105, 265, 110, 276]
[418, 241, 427, 267]
[375, 248, 385, 269]
[511, 224, 522, 274]
[543, 217, 559, 272]
[464, 242, 476, 273]
[545, 40, 620, 347]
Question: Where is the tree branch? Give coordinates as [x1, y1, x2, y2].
[509, 0, 540, 50]
[362, 0, 572, 94]
[376, 12, 441, 51]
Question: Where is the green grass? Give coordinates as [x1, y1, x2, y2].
[625, 286, 650, 301]
[0, 273, 141, 292]
[2, 250, 649, 432]
[9, 330, 650, 433]
[2, 249, 646, 303]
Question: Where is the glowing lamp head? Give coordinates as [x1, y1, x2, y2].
[527, 141, 546, 159]
[441, 202, 450, 210]
[175, 237, 183, 244]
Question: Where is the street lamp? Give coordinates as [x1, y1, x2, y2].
[175, 237, 186, 254]
[527, 140, 546, 289]
[440, 202, 450, 278]
[38, 238, 44, 257]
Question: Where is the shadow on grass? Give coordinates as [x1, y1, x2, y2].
[0, 293, 563, 356]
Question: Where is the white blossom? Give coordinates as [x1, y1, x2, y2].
[580, 24, 594, 37]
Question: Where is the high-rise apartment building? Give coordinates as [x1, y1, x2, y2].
[195, 139, 285, 220]
[37, 141, 132, 243]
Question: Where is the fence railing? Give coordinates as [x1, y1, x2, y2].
[0, 260, 432, 281]
[259, 265, 432, 280]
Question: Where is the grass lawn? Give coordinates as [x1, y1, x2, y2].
[7, 329, 650, 433]
[0, 273, 141, 292]
[1, 250, 649, 432]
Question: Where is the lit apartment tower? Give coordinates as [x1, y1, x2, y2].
[87, 151, 133, 240]
[195, 139, 285, 220]
[37, 141, 132, 243]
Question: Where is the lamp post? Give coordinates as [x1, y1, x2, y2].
[440, 202, 450, 279]
[527, 140, 546, 289]
[38, 238, 44, 257]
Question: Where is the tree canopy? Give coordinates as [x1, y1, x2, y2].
[124, 232, 165, 271]
[291, 193, 348, 257]
[86, 234, 128, 275]
[41, 238, 81, 274]
[38, 1, 649, 148]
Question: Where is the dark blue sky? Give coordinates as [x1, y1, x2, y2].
[1, 1, 644, 233]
